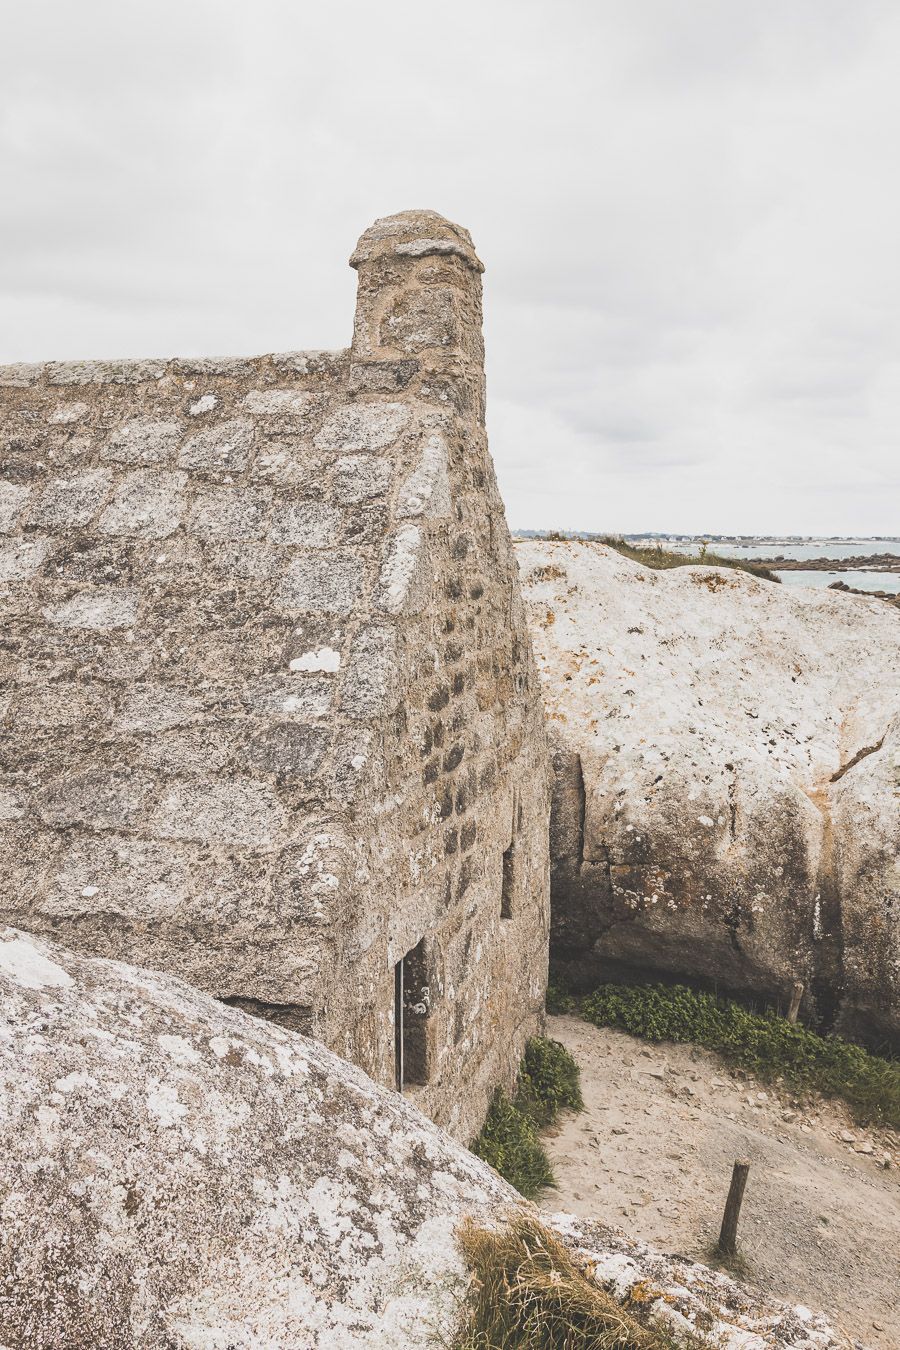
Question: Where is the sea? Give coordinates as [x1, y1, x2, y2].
[715, 540, 899, 594]
[646, 539, 900, 595]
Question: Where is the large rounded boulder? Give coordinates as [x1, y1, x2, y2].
[518, 540, 900, 1044]
[0, 927, 860, 1347]
[0, 927, 511, 1348]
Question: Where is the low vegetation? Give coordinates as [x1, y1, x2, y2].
[596, 536, 780, 583]
[455, 1215, 680, 1350]
[470, 1038, 583, 1199]
[581, 982, 900, 1129]
[527, 529, 780, 581]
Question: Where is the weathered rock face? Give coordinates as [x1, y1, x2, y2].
[0, 929, 859, 1349]
[0, 927, 509, 1349]
[517, 541, 900, 1044]
[0, 211, 551, 1142]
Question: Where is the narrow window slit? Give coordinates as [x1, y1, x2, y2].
[501, 842, 514, 919]
[395, 938, 430, 1091]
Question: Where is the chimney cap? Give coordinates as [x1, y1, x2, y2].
[351, 210, 484, 273]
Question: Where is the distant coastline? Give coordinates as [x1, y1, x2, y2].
[511, 533, 900, 601]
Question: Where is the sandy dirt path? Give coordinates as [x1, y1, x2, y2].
[540, 1015, 900, 1347]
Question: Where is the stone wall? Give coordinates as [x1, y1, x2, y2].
[0, 210, 551, 1140]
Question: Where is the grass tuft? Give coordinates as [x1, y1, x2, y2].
[455, 1215, 681, 1349]
[470, 1038, 583, 1199]
[582, 983, 900, 1129]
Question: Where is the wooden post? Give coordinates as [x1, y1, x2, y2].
[787, 980, 804, 1024]
[717, 1159, 750, 1256]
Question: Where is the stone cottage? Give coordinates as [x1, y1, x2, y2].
[0, 210, 551, 1141]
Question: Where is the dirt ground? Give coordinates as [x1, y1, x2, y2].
[540, 1015, 900, 1347]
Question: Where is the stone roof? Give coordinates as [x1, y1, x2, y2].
[0, 211, 551, 1142]
[0, 341, 442, 969]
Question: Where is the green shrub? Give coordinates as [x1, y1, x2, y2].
[546, 980, 577, 1014]
[456, 1215, 680, 1349]
[470, 1037, 584, 1198]
[470, 1089, 553, 1200]
[583, 983, 900, 1128]
[518, 1036, 584, 1126]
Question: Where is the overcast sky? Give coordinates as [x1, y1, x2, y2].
[2, 1, 898, 535]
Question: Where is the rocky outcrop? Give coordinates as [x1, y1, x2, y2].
[517, 541, 900, 1044]
[0, 928, 859, 1348]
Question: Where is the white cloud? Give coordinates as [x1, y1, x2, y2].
[2, 0, 898, 533]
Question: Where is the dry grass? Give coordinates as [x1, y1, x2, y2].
[596, 537, 780, 583]
[454, 1215, 681, 1350]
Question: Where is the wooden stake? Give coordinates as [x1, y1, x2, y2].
[787, 980, 804, 1024]
[717, 1159, 750, 1256]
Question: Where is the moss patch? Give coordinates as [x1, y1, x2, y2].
[455, 1215, 681, 1349]
[582, 983, 900, 1129]
[470, 1038, 583, 1199]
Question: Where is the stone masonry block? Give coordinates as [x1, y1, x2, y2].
[396, 435, 451, 520]
[204, 541, 277, 580]
[269, 501, 342, 548]
[48, 402, 89, 424]
[332, 455, 393, 505]
[275, 553, 365, 615]
[270, 828, 351, 924]
[188, 487, 273, 540]
[101, 419, 183, 465]
[347, 360, 419, 394]
[241, 391, 321, 425]
[0, 538, 51, 582]
[153, 777, 287, 848]
[244, 676, 334, 718]
[99, 471, 188, 539]
[47, 359, 166, 385]
[0, 481, 30, 531]
[381, 288, 458, 354]
[242, 723, 331, 780]
[44, 835, 217, 921]
[178, 418, 255, 473]
[42, 588, 139, 630]
[27, 470, 114, 529]
[313, 403, 409, 453]
[339, 625, 399, 719]
[114, 685, 204, 734]
[376, 524, 428, 616]
[38, 768, 153, 831]
[250, 443, 326, 490]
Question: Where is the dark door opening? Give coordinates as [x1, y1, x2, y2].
[394, 938, 430, 1092]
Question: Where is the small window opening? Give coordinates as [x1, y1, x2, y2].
[394, 938, 430, 1091]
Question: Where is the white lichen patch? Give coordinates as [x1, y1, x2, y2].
[188, 394, 218, 416]
[289, 647, 341, 673]
[146, 1081, 189, 1127]
[0, 932, 73, 990]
